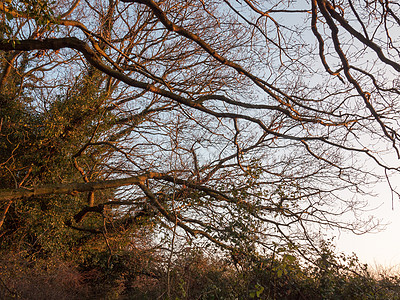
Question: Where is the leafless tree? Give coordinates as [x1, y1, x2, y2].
[0, 0, 399, 255]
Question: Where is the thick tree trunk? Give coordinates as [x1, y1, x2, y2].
[0, 173, 163, 201]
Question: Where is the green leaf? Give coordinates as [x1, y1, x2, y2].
[256, 284, 264, 297]
[277, 269, 283, 278]
[285, 254, 296, 263]
[6, 12, 13, 21]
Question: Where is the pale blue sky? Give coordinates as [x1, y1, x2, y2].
[336, 180, 400, 268]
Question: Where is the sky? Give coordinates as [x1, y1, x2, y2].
[266, 0, 400, 269]
[335, 181, 400, 268]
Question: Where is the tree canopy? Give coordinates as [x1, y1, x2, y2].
[1, 0, 400, 275]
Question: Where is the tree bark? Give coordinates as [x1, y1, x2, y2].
[0, 172, 163, 201]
